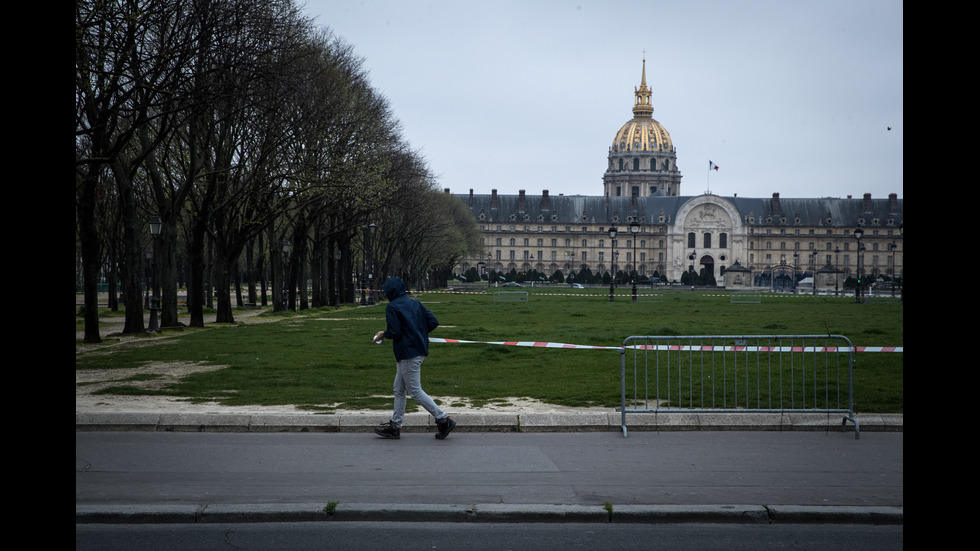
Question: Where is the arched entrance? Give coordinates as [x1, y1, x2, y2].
[699, 255, 715, 281]
[687, 253, 716, 283]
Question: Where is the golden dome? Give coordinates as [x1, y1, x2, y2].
[611, 58, 673, 154]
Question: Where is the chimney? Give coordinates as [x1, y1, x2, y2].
[863, 193, 873, 213]
[491, 189, 498, 209]
[772, 192, 781, 215]
[519, 189, 526, 213]
[541, 189, 550, 210]
[888, 193, 897, 213]
[469, 188, 474, 206]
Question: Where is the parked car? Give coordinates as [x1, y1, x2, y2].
[502, 282, 522, 287]
[570, 283, 584, 289]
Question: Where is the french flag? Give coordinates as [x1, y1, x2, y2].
[709, 161, 719, 171]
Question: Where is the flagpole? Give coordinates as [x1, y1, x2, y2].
[708, 160, 719, 194]
[706, 160, 711, 194]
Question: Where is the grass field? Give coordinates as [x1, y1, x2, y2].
[75, 289, 903, 413]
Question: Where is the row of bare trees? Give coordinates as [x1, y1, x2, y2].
[76, 0, 482, 343]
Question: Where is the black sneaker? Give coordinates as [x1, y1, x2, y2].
[435, 416, 456, 440]
[374, 421, 400, 439]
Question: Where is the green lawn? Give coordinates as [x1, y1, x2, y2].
[76, 289, 903, 413]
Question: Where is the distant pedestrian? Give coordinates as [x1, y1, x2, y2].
[372, 276, 456, 440]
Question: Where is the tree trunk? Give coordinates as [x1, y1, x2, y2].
[214, 252, 236, 324]
[112, 161, 146, 334]
[186, 211, 208, 328]
[158, 219, 181, 328]
[76, 172, 103, 343]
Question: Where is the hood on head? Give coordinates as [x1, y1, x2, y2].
[382, 276, 406, 300]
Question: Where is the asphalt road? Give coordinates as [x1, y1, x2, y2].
[76, 430, 902, 524]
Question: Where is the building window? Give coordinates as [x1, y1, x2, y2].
[688, 232, 696, 248]
[719, 233, 727, 248]
[703, 233, 712, 248]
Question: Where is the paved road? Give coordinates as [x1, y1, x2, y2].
[76, 429, 902, 524]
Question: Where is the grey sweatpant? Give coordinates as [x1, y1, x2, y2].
[391, 355, 446, 427]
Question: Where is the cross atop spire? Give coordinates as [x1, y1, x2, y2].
[633, 57, 653, 119]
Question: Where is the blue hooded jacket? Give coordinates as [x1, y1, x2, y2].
[381, 277, 439, 361]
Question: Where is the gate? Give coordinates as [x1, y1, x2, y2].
[618, 335, 859, 438]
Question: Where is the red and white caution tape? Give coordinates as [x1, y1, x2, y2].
[625, 345, 903, 353]
[429, 338, 901, 352]
[429, 337, 621, 350]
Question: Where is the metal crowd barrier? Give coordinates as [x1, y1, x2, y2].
[618, 335, 859, 438]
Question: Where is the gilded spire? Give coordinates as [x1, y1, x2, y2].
[632, 56, 653, 119]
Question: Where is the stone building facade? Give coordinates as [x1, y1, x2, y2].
[453, 61, 903, 290]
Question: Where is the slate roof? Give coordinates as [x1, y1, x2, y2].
[456, 191, 902, 229]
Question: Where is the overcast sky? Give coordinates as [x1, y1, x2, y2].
[302, 0, 903, 200]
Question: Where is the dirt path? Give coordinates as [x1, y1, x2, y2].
[75, 305, 606, 416]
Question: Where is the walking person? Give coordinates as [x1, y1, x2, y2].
[372, 276, 456, 440]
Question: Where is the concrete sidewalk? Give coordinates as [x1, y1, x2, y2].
[75, 410, 902, 434]
[75, 412, 902, 525]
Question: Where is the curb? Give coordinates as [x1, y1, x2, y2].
[75, 502, 904, 525]
[75, 412, 903, 433]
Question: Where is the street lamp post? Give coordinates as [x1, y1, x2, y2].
[282, 239, 292, 310]
[630, 222, 639, 302]
[608, 226, 617, 302]
[333, 248, 342, 306]
[487, 253, 492, 288]
[889, 241, 897, 298]
[367, 223, 377, 305]
[688, 250, 697, 290]
[898, 223, 903, 303]
[793, 252, 799, 294]
[854, 225, 864, 304]
[144, 248, 152, 309]
[147, 215, 162, 332]
[835, 246, 840, 296]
